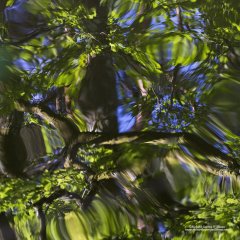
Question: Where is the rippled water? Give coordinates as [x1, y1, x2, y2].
[0, 0, 240, 239]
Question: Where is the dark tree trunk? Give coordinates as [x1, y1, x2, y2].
[0, 111, 27, 176]
[0, 213, 17, 240]
[79, 54, 118, 132]
[0, 111, 48, 176]
[78, 2, 118, 133]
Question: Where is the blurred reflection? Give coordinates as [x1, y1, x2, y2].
[0, 0, 240, 239]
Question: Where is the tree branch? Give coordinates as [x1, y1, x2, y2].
[3, 24, 64, 46]
[33, 188, 83, 207]
[16, 99, 80, 144]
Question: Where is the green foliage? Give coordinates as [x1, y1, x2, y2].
[0, 169, 85, 213]
[14, 210, 41, 240]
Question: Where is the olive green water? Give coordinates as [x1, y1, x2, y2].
[0, 0, 240, 239]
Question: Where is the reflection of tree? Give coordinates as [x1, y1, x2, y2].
[0, 0, 240, 239]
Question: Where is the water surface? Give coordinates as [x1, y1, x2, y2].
[0, 0, 240, 239]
